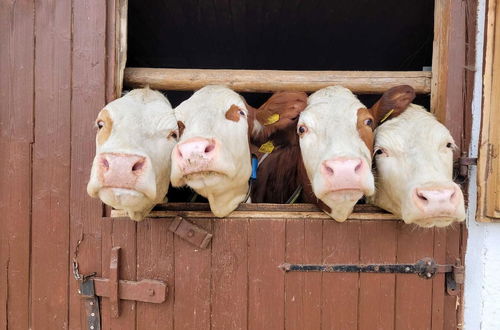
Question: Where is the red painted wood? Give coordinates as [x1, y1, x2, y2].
[248, 219, 286, 330]
[31, 0, 72, 327]
[101, 220, 137, 329]
[321, 221, 360, 329]
[285, 219, 322, 330]
[136, 218, 175, 330]
[69, 0, 108, 327]
[174, 218, 212, 330]
[395, 225, 434, 330]
[359, 221, 398, 330]
[211, 219, 248, 330]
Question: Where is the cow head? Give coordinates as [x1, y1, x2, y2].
[370, 105, 465, 227]
[87, 88, 178, 221]
[298, 85, 415, 221]
[170, 85, 252, 217]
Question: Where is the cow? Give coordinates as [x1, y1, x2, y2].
[369, 104, 466, 227]
[253, 85, 415, 222]
[87, 88, 179, 221]
[170, 85, 307, 217]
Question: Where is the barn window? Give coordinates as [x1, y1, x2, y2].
[106, 0, 470, 218]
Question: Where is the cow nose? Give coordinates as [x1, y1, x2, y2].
[176, 138, 216, 160]
[322, 158, 363, 177]
[321, 158, 365, 190]
[97, 153, 147, 185]
[414, 187, 459, 213]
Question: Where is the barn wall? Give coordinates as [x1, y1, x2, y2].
[1, 0, 108, 328]
[463, 0, 500, 328]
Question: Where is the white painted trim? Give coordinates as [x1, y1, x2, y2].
[463, 0, 500, 328]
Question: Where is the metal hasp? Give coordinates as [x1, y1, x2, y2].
[280, 257, 464, 295]
[75, 246, 167, 326]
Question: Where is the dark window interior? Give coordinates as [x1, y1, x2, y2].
[127, 0, 434, 203]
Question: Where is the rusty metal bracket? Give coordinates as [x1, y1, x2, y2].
[75, 246, 168, 323]
[169, 215, 212, 248]
[280, 257, 464, 294]
[454, 153, 478, 182]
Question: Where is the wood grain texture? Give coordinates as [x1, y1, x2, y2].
[285, 219, 322, 330]
[173, 218, 212, 330]
[124, 67, 432, 94]
[431, 0, 467, 155]
[248, 219, 286, 330]
[136, 218, 175, 330]
[30, 0, 72, 327]
[69, 0, 108, 327]
[0, 1, 34, 328]
[477, 0, 500, 221]
[101, 220, 137, 329]
[211, 218, 248, 330]
[0, 142, 32, 330]
[394, 225, 434, 330]
[321, 221, 360, 330]
[358, 221, 398, 330]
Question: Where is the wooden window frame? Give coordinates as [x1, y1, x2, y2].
[105, 0, 472, 219]
[477, 0, 500, 222]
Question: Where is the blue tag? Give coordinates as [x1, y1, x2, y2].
[251, 156, 258, 180]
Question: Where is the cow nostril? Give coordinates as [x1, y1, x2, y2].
[132, 159, 145, 173]
[417, 191, 428, 202]
[101, 158, 109, 171]
[354, 161, 362, 173]
[205, 144, 215, 154]
[324, 166, 334, 176]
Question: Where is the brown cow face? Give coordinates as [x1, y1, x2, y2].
[87, 88, 178, 221]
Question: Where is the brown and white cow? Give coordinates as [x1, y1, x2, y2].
[370, 105, 466, 227]
[295, 85, 414, 221]
[170, 85, 307, 217]
[87, 88, 178, 220]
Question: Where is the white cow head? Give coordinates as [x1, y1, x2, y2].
[87, 88, 178, 221]
[298, 85, 415, 221]
[170, 85, 252, 217]
[370, 105, 465, 227]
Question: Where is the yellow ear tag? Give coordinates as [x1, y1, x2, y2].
[263, 113, 280, 125]
[380, 109, 395, 123]
[258, 140, 275, 153]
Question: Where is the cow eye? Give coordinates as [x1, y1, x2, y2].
[446, 142, 453, 148]
[239, 110, 246, 117]
[297, 124, 308, 136]
[168, 130, 179, 141]
[96, 120, 105, 129]
[374, 148, 387, 157]
[364, 118, 373, 127]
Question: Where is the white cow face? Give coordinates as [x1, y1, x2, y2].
[298, 85, 415, 221]
[371, 105, 465, 227]
[170, 85, 252, 217]
[87, 88, 178, 221]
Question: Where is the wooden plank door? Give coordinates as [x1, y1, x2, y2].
[94, 216, 462, 330]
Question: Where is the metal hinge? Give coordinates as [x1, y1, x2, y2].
[74, 245, 168, 329]
[169, 215, 213, 249]
[280, 257, 464, 295]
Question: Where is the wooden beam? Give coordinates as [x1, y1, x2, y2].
[124, 67, 432, 94]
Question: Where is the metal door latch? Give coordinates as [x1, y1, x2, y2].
[74, 246, 168, 328]
[280, 257, 464, 295]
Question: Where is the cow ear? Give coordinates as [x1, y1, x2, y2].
[369, 85, 415, 125]
[256, 92, 308, 127]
